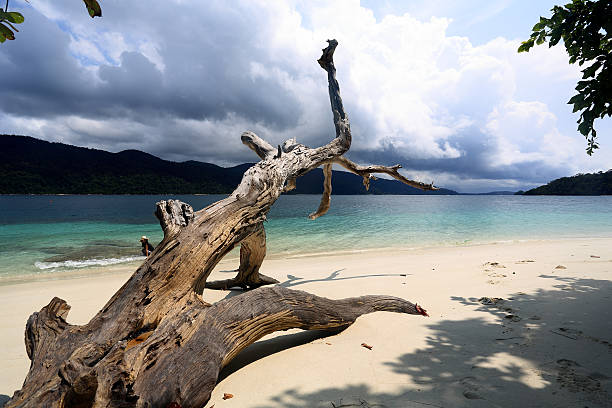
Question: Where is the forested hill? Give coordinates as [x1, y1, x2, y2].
[521, 170, 612, 195]
[0, 135, 457, 195]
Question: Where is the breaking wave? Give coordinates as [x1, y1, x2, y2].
[35, 255, 144, 270]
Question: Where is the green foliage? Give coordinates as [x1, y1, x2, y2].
[522, 169, 612, 195]
[519, 0, 612, 155]
[0, 22, 15, 42]
[82, 0, 102, 18]
[0, 8, 24, 42]
[6, 11, 24, 23]
[0, 135, 233, 195]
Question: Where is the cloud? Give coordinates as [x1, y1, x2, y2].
[1, 0, 610, 192]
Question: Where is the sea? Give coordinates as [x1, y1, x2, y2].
[1, 194, 611, 283]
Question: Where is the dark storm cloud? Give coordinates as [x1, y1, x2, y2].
[0, 10, 96, 117]
[348, 126, 570, 187]
[0, 4, 301, 129]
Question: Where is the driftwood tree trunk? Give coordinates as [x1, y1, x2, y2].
[7, 40, 433, 408]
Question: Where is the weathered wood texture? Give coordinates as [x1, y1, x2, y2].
[7, 40, 431, 408]
[206, 222, 278, 290]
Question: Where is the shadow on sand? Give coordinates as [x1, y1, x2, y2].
[219, 269, 409, 301]
[219, 328, 344, 382]
[217, 274, 612, 408]
[278, 269, 410, 288]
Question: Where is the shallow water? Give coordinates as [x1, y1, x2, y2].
[1, 194, 611, 281]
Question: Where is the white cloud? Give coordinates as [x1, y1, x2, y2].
[68, 36, 106, 65]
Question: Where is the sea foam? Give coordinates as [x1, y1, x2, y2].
[35, 256, 144, 270]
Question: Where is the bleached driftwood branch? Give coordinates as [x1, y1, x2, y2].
[7, 40, 429, 408]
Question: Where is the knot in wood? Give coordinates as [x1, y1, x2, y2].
[156, 200, 195, 237]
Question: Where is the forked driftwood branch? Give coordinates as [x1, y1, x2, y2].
[7, 40, 430, 408]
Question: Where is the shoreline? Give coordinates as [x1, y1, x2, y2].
[1, 237, 611, 406]
[2, 235, 611, 287]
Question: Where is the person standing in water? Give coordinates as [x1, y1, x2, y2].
[140, 236, 155, 256]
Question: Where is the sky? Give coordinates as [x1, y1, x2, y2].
[1, 0, 611, 193]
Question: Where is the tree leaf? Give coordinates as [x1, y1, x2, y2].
[6, 11, 24, 24]
[578, 119, 592, 136]
[582, 61, 602, 78]
[575, 80, 590, 90]
[586, 139, 599, 155]
[0, 22, 15, 40]
[82, 0, 102, 18]
[517, 39, 534, 53]
[549, 30, 562, 46]
[568, 94, 585, 105]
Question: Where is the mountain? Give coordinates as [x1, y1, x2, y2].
[0, 135, 458, 195]
[521, 170, 612, 195]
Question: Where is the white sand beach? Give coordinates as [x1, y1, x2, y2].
[1, 238, 611, 407]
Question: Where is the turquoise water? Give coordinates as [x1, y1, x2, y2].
[1, 195, 611, 281]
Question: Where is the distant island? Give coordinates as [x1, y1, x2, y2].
[1, 135, 459, 195]
[518, 170, 612, 195]
[5, 135, 611, 196]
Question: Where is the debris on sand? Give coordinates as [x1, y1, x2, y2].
[484, 262, 506, 268]
[479, 297, 504, 305]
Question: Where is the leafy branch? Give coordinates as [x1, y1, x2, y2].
[518, 0, 612, 155]
[0, 0, 24, 43]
